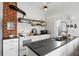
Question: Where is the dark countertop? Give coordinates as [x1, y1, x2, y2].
[3, 37, 19, 39]
[30, 34, 50, 36]
[26, 37, 77, 56]
[18, 33, 50, 37]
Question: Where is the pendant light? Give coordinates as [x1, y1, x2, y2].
[43, 5, 48, 11]
[43, 2, 48, 11]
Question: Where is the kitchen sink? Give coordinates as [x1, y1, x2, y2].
[54, 36, 78, 41]
[54, 36, 67, 41]
[55, 37, 64, 41]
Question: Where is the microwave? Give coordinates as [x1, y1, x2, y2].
[40, 30, 48, 34]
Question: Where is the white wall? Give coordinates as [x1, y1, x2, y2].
[46, 2, 79, 37]
[0, 2, 3, 56]
[17, 2, 45, 34]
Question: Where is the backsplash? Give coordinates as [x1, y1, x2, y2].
[17, 2, 45, 35]
[17, 22, 45, 35]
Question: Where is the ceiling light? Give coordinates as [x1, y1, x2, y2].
[43, 5, 48, 11]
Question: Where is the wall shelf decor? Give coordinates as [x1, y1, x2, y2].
[18, 17, 46, 26]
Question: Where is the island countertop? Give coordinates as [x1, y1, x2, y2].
[26, 37, 77, 56]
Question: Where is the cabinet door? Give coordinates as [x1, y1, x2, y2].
[3, 39, 18, 56]
[20, 46, 27, 56]
[65, 38, 79, 56]
[46, 40, 76, 56]
[73, 38, 78, 49]
[45, 45, 67, 56]
[26, 46, 37, 56]
[73, 38, 79, 55]
[3, 45, 18, 56]
[46, 38, 79, 56]
[19, 37, 31, 56]
[76, 38, 79, 46]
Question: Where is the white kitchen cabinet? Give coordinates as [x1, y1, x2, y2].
[3, 38, 19, 56]
[75, 38, 79, 47]
[73, 38, 79, 50]
[66, 40, 74, 55]
[20, 46, 27, 56]
[65, 38, 79, 56]
[26, 46, 37, 56]
[19, 36, 29, 56]
[45, 43, 67, 56]
[45, 37, 79, 56]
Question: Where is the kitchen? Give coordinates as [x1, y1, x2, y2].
[0, 2, 79, 56]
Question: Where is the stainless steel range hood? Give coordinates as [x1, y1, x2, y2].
[9, 5, 26, 16]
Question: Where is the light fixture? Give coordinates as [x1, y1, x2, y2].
[42, 2, 48, 11]
[43, 5, 48, 11]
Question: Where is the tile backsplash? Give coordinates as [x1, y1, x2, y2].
[17, 22, 45, 35]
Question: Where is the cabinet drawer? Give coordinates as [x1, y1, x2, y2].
[3, 38, 18, 56]
[3, 38, 18, 44]
[20, 46, 26, 51]
[3, 49, 18, 56]
[3, 45, 18, 56]
[3, 42, 18, 48]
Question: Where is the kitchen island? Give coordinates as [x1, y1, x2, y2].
[25, 36, 79, 56]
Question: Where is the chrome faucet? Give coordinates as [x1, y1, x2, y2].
[61, 21, 68, 36]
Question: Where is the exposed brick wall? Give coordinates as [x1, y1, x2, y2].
[3, 2, 17, 39]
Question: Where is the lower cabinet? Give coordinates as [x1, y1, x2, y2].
[26, 46, 37, 56]
[3, 38, 18, 56]
[19, 46, 37, 56]
[45, 37, 79, 56]
[19, 34, 50, 56]
[19, 37, 31, 56]
[45, 44, 67, 56]
[65, 40, 74, 56]
[20, 46, 27, 56]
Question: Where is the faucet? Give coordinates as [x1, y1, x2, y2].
[61, 21, 68, 37]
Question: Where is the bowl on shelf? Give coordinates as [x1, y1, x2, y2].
[9, 35, 14, 38]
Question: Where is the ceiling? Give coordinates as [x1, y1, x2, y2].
[18, 2, 79, 18]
